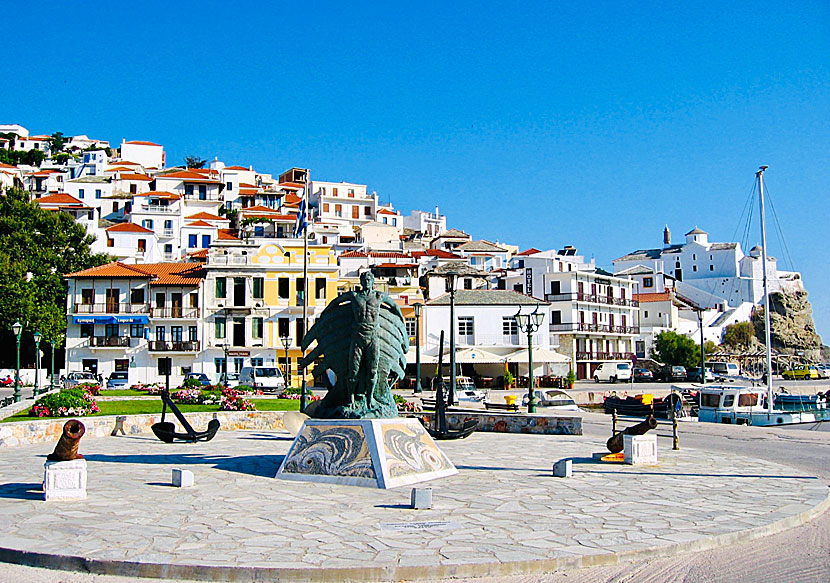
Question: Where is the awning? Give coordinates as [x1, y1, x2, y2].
[405, 347, 438, 364]
[452, 347, 504, 364]
[112, 314, 149, 324]
[503, 348, 571, 363]
[72, 315, 114, 324]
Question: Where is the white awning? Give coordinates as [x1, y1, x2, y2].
[405, 347, 438, 364]
[503, 348, 571, 363]
[452, 347, 505, 364]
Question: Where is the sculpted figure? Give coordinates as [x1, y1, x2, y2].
[300, 271, 408, 418]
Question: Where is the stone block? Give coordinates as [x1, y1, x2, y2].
[552, 459, 572, 478]
[624, 434, 658, 465]
[411, 487, 433, 509]
[43, 459, 87, 501]
[172, 468, 194, 488]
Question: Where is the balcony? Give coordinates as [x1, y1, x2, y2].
[183, 192, 221, 201]
[576, 351, 636, 361]
[73, 303, 150, 314]
[150, 307, 200, 319]
[89, 336, 131, 348]
[138, 204, 178, 214]
[550, 323, 640, 335]
[149, 340, 200, 352]
[161, 229, 175, 238]
[544, 292, 638, 307]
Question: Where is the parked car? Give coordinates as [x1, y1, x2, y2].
[64, 371, 100, 389]
[686, 367, 715, 383]
[593, 362, 632, 383]
[705, 361, 741, 377]
[781, 365, 820, 380]
[239, 366, 286, 393]
[633, 368, 653, 382]
[655, 365, 687, 382]
[106, 371, 130, 388]
[184, 372, 212, 386]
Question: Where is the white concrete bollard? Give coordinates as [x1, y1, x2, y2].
[624, 434, 658, 465]
[411, 487, 433, 509]
[552, 459, 573, 478]
[44, 459, 88, 501]
[172, 468, 194, 488]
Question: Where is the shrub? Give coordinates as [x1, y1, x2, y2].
[182, 377, 203, 389]
[133, 383, 163, 395]
[219, 387, 256, 411]
[281, 393, 320, 401]
[282, 387, 302, 395]
[30, 388, 99, 418]
[78, 381, 101, 396]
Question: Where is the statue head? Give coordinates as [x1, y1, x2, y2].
[360, 271, 375, 291]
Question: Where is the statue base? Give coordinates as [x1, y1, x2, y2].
[276, 417, 458, 489]
[43, 459, 87, 501]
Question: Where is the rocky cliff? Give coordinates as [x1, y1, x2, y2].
[752, 289, 822, 359]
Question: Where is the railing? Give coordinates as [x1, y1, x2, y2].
[550, 323, 639, 334]
[150, 307, 200, 319]
[576, 351, 636, 361]
[454, 334, 521, 347]
[163, 254, 174, 261]
[73, 303, 150, 314]
[544, 293, 639, 307]
[161, 229, 175, 238]
[209, 255, 251, 265]
[138, 204, 177, 213]
[183, 192, 221, 201]
[148, 340, 200, 352]
[89, 336, 131, 347]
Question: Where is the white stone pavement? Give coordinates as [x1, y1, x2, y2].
[0, 428, 826, 582]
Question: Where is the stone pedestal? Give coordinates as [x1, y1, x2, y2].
[624, 434, 658, 465]
[276, 417, 458, 489]
[553, 459, 573, 477]
[43, 459, 87, 501]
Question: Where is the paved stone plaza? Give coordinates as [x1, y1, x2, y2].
[0, 428, 826, 582]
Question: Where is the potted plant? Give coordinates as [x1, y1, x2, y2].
[565, 369, 576, 390]
[503, 371, 514, 389]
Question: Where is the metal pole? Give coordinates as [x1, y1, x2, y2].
[699, 309, 706, 386]
[14, 333, 22, 403]
[414, 308, 422, 394]
[757, 165, 774, 416]
[50, 341, 56, 390]
[300, 169, 310, 412]
[612, 408, 617, 433]
[34, 340, 41, 398]
[526, 326, 536, 413]
[448, 276, 456, 407]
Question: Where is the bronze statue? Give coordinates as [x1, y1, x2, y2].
[48, 419, 86, 461]
[300, 271, 408, 418]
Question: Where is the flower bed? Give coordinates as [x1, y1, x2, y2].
[30, 388, 100, 418]
[219, 388, 256, 411]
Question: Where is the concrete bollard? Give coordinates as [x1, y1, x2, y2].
[410, 487, 432, 509]
[172, 468, 194, 488]
[552, 459, 572, 478]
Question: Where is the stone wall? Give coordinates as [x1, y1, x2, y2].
[0, 411, 287, 449]
[420, 412, 582, 435]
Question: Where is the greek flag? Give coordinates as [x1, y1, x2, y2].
[293, 192, 308, 238]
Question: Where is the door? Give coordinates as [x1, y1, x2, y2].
[171, 293, 182, 318]
[233, 318, 245, 346]
[105, 289, 119, 313]
[234, 278, 245, 307]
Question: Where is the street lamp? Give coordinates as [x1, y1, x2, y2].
[12, 321, 22, 403]
[280, 335, 291, 386]
[33, 330, 42, 397]
[50, 338, 56, 390]
[515, 306, 545, 413]
[413, 303, 423, 393]
[222, 343, 229, 387]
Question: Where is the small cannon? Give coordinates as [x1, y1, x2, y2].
[606, 415, 657, 454]
[47, 419, 86, 461]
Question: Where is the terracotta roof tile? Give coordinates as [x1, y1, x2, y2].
[185, 211, 224, 221]
[185, 220, 215, 227]
[107, 223, 154, 234]
[218, 229, 240, 240]
[65, 261, 152, 278]
[37, 193, 86, 206]
[225, 165, 252, 171]
[141, 190, 181, 200]
[117, 173, 152, 181]
[517, 248, 542, 256]
[633, 292, 671, 303]
[124, 140, 161, 147]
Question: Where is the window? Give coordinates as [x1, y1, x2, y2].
[253, 277, 264, 299]
[142, 219, 153, 229]
[130, 288, 144, 304]
[334, 204, 342, 217]
[323, 203, 329, 212]
[463, 278, 473, 290]
[644, 310, 649, 318]
[296, 319, 304, 344]
[445, 278, 453, 292]
[81, 288, 94, 305]
[502, 317, 517, 336]
[382, 217, 387, 224]
[215, 358, 226, 377]
[348, 188, 354, 197]
[333, 187, 338, 196]
[137, 239, 146, 252]
[164, 244, 172, 256]
[551, 310, 562, 325]
[171, 326, 183, 342]
[164, 219, 172, 231]
[364, 206, 371, 216]
[198, 185, 207, 200]
[458, 316, 474, 336]
[315, 277, 326, 299]
[701, 393, 721, 407]
[201, 234, 210, 248]
[185, 184, 194, 196]
[392, 218, 397, 226]
[251, 357, 263, 367]
[738, 393, 758, 407]
[693, 265, 697, 272]
[113, 202, 119, 213]
[278, 317, 289, 338]
[215, 317, 226, 339]
[130, 324, 144, 337]
[216, 277, 227, 299]
[723, 394, 735, 407]
[405, 317, 417, 339]
[252, 317, 263, 339]
[296, 278, 305, 305]
[188, 234, 197, 248]
[226, 182, 232, 191]
[189, 326, 197, 341]
[278, 277, 289, 299]
[710, 265, 714, 271]
[130, 184, 137, 194]
[155, 326, 166, 341]
[78, 189, 84, 199]
[95, 189, 102, 199]
[643, 277, 653, 288]
[352, 206, 359, 219]
[80, 323, 93, 338]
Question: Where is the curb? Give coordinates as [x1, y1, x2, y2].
[0, 485, 827, 582]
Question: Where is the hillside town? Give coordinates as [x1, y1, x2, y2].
[0, 123, 819, 387]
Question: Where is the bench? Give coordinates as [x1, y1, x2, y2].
[484, 402, 520, 412]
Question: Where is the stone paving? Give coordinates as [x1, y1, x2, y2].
[0, 428, 826, 582]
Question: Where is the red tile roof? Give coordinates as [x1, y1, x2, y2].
[218, 229, 240, 240]
[187, 249, 209, 259]
[633, 292, 671, 303]
[142, 190, 181, 200]
[517, 248, 542, 256]
[157, 171, 222, 184]
[225, 165, 252, 171]
[185, 220, 215, 227]
[37, 193, 86, 207]
[411, 249, 462, 259]
[117, 173, 152, 181]
[145, 263, 205, 285]
[185, 211, 224, 221]
[377, 208, 398, 215]
[107, 223, 154, 234]
[65, 261, 153, 278]
[340, 251, 368, 258]
[124, 140, 161, 147]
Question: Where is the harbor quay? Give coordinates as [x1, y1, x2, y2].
[0, 412, 827, 582]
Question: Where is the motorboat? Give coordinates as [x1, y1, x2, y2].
[692, 384, 830, 426]
[522, 389, 580, 411]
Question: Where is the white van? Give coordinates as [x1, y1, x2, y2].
[239, 366, 286, 393]
[593, 362, 632, 383]
[706, 361, 741, 378]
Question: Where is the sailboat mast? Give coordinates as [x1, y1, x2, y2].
[757, 165, 773, 414]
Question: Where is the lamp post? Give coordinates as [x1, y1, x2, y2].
[33, 330, 42, 398]
[280, 335, 291, 386]
[50, 338, 56, 390]
[222, 343, 229, 387]
[413, 303, 423, 393]
[698, 309, 706, 386]
[12, 321, 22, 403]
[515, 306, 545, 413]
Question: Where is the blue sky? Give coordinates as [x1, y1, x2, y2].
[6, 1, 829, 340]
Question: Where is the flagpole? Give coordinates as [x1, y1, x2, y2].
[300, 168, 309, 412]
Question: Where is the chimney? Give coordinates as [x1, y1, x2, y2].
[663, 225, 671, 247]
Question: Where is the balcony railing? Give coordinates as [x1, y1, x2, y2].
[544, 293, 638, 307]
[183, 192, 221, 201]
[576, 351, 636, 361]
[161, 229, 175, 238]
[89, 336, 131, 347]
[150, 307, 200, 319]
[138, 204, 178, 213]
[149, 340, 200, 352]
[73, 303, 150, 314]
[550, 323, 639, 334]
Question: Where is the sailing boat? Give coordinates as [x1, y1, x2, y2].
[693, 167, 830, 428]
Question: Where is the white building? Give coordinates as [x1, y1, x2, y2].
[403, 207, 446, 239]
[119, 140, 165, 169]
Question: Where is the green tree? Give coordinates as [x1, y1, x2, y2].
[185, 155, 206, 169]
[723, 321, 755, 349]
[48, 132, 66, 155]
[0, 188, 111, 364]
[653, 330, 701, 369]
